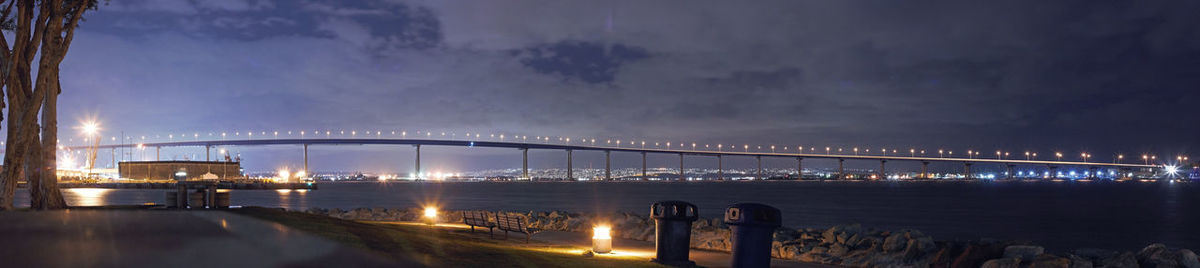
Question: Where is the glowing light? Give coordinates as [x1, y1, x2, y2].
[80, 121, 100, 136]
[593, 225, 613, 253]
[277, 169, 291, 180]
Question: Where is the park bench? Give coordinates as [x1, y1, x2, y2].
[495, 213, 541, 243]
[461, 211, 496, 237]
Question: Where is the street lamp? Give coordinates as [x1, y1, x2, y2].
[967, 150, 974, 159]
[1056, 152, 1063, 161]
[939, 149, 944, 158]
[910, 149, 916, 157]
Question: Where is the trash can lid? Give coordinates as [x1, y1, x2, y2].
[723, 203, 782, 227]
[650, 200, 699, 220]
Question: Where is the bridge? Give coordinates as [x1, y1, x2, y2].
[65, 138, 1161, 180]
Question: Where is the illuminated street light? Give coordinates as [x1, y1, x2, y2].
[939, 149, 944, 158]
[1056, 152, 1063, 161]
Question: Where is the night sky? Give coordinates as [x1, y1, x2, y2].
[30, 0, 1200, 173]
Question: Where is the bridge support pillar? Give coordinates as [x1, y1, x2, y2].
[605, 150, 611, 181]
[522, 148, 529, 180]
[641, 152, 647, 180]
[205, 145, 211, 161]
[921, 161, 929, 179]
[156, 147, 161, 161]
[567, 149, 574, 181]
[838, 158, 845, 179]
[797, 157, 803, 180]
[964, 163, 973, 179]
[414, 145, 421, 179]
[756, 156, 762, 180]
[1089, 166, 1097, 179]
[718, 155, 724, 180]
[303, 144, 309, 175]
[679, 153, 685, 181]
[879, 160, 887, 179]
[1049, 165, 1057, 179]
[1007, 165, 1015, 179]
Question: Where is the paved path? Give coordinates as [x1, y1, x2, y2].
[387, 222, 832, 268]
[531, 230, 833, 268]
[0, 210, 404, 267]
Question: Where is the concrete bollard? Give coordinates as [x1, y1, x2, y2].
[725, 203, 782, 268]
[650, 200, 699, 267]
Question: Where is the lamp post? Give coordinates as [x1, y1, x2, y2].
[939, 149, 944, 158]
[1056, 152, 1063, 162]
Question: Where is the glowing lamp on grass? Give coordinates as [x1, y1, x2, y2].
[592, 225, 612, 253]
[424, 206, 438, 225]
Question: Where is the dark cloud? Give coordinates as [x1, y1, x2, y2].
[515, 41, 650, 84]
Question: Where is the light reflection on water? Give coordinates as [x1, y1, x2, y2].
[63, 188, 113, 207]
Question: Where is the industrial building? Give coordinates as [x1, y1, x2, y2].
[118, 161, 243, 181]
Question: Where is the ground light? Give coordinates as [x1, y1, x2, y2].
[424, 206, 438, 225]
[592, 225, 612, 253]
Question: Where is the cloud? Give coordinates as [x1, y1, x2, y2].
[45, 0, 1200, 172]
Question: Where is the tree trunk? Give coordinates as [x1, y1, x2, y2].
[32, 71, 66, 209]
[26, 133, 42, 208]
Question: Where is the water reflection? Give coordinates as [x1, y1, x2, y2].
[64, 188, 113, 207]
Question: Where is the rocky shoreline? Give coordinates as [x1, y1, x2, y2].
[302, 207, 1198, 268]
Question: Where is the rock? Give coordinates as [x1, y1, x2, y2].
[952, 243, 1008, 268]
[1067, 254, 1094, 268]
[581, 250, 594, 257]
[1097, 252, 1137, 268]
[828, 244, 850, 257]
[1181, 249, 1200, 268]
[1005, 245, 1046, 260]
[903, 239, 927, 261]
[883, 233, 909, 252]
[928, 243, 961, 268]
[1136, 243, 1194, 267]
[1030, 254, 1071, 268]
[982, 257, 1022, 268]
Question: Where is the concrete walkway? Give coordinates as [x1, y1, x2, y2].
[0, 210, 404, 267]
[531, 230, 833, 268]
[384, 222, 831, 268]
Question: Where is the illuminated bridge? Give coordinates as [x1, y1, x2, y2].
[66, 138, 1161, 180]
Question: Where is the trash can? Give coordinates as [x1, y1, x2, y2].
[213, 191, 231, 208]
[188, 190, 206, 209]
[725, 203, 782, 268]
[650, 200, 699, 267]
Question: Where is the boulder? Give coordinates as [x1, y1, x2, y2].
[883, 233, 909, 252]
[1066, 254, 1094, 268]
[1029, 254, 1071, 268]
[952, 243, 1008, 268]
[1097, 252, 1137, 268]
[1181, 249, 1200, 268]
[1005, 245, 1046, 260]
[981, 257, 1022, 268]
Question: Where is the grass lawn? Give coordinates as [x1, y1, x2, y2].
[232, 207, 665, 268]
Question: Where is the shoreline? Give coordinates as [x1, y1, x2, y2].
[304, 207, 1199, 267]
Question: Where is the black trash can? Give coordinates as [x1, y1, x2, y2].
[650, 200, 699, 267]
[725, 203, 782, 268]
